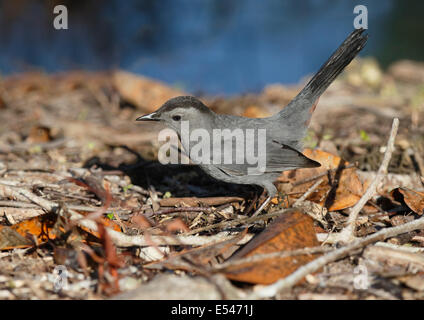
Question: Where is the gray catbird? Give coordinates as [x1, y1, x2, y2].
[137, 29, 368, 216]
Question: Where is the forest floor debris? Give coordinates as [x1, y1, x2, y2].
[1, 58, 424, 299]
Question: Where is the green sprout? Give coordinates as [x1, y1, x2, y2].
[107, 213, 114, 220]
[359, 129, 370, 142]
[87, 142, 95, 150]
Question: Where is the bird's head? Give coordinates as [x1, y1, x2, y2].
[136, 96, 214, 134]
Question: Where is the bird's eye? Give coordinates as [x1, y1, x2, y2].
[172, 115, 182, 121]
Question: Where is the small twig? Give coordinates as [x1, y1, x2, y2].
[68, 204, 132, 215]
[153, 207, 213, 215]
[0, 200, 134, 215]
[185, 208, 291, 236]
[337, 118, 399, 243]
[291, 178, 327, 226]
[373, 241, 424, 252]
[248, 213, 424, 299]
[293, 178, 324, 206]
[0, 183, 58, 212]
[0, 200, 38, 208]
[0, 138, 67, 154]
[411, 147, 424, 184]
[0, 207, 44, 222]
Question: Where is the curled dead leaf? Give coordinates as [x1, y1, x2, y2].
[223, 210, 320, 285]
[277, 149, 364, 211]
[391, 187, 424, 215]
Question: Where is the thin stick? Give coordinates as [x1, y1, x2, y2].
[337, 118, 399, 243]
[0, 183, 57, 212]
[0, 200, 134, 215]
[153, 207, 213, 215]
[184, 208, 291, 236]
[0, 200, 38, 208]
[293, 178, 324, 206]
[248, 213, 424, 299]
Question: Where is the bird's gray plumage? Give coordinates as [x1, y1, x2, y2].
[136, 29, 368, 215]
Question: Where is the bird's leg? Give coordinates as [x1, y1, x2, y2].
[251, 195, 272, 217]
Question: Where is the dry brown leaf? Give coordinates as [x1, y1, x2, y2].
[223, 210, 320, 284]
[9, 215, 57, 244]
[163, 218, 190, 233]
[277, 149, 364, 211]
[0, 226, 33, 250]
[113, 70, 186, 112]
[25, 125, 52, 144]
[131, 215, 152, 230]
[391, 187, 424, 215]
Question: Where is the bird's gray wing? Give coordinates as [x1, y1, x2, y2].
[185, 115, 320, 176]
[264, 140, 321, 172]
[195, 139, 320, 177]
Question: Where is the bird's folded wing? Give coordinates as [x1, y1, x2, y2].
[265, 140, 320, 171]
[209, 141, 320, 177]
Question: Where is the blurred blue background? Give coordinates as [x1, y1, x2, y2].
[0, 0, 423, 94]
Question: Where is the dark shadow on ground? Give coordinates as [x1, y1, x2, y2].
[83, 145, 259, 199]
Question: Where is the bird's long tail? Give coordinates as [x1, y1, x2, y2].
[278, 28, 368, 121]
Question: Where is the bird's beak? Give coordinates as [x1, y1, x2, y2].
[136, 112, 160, 121]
